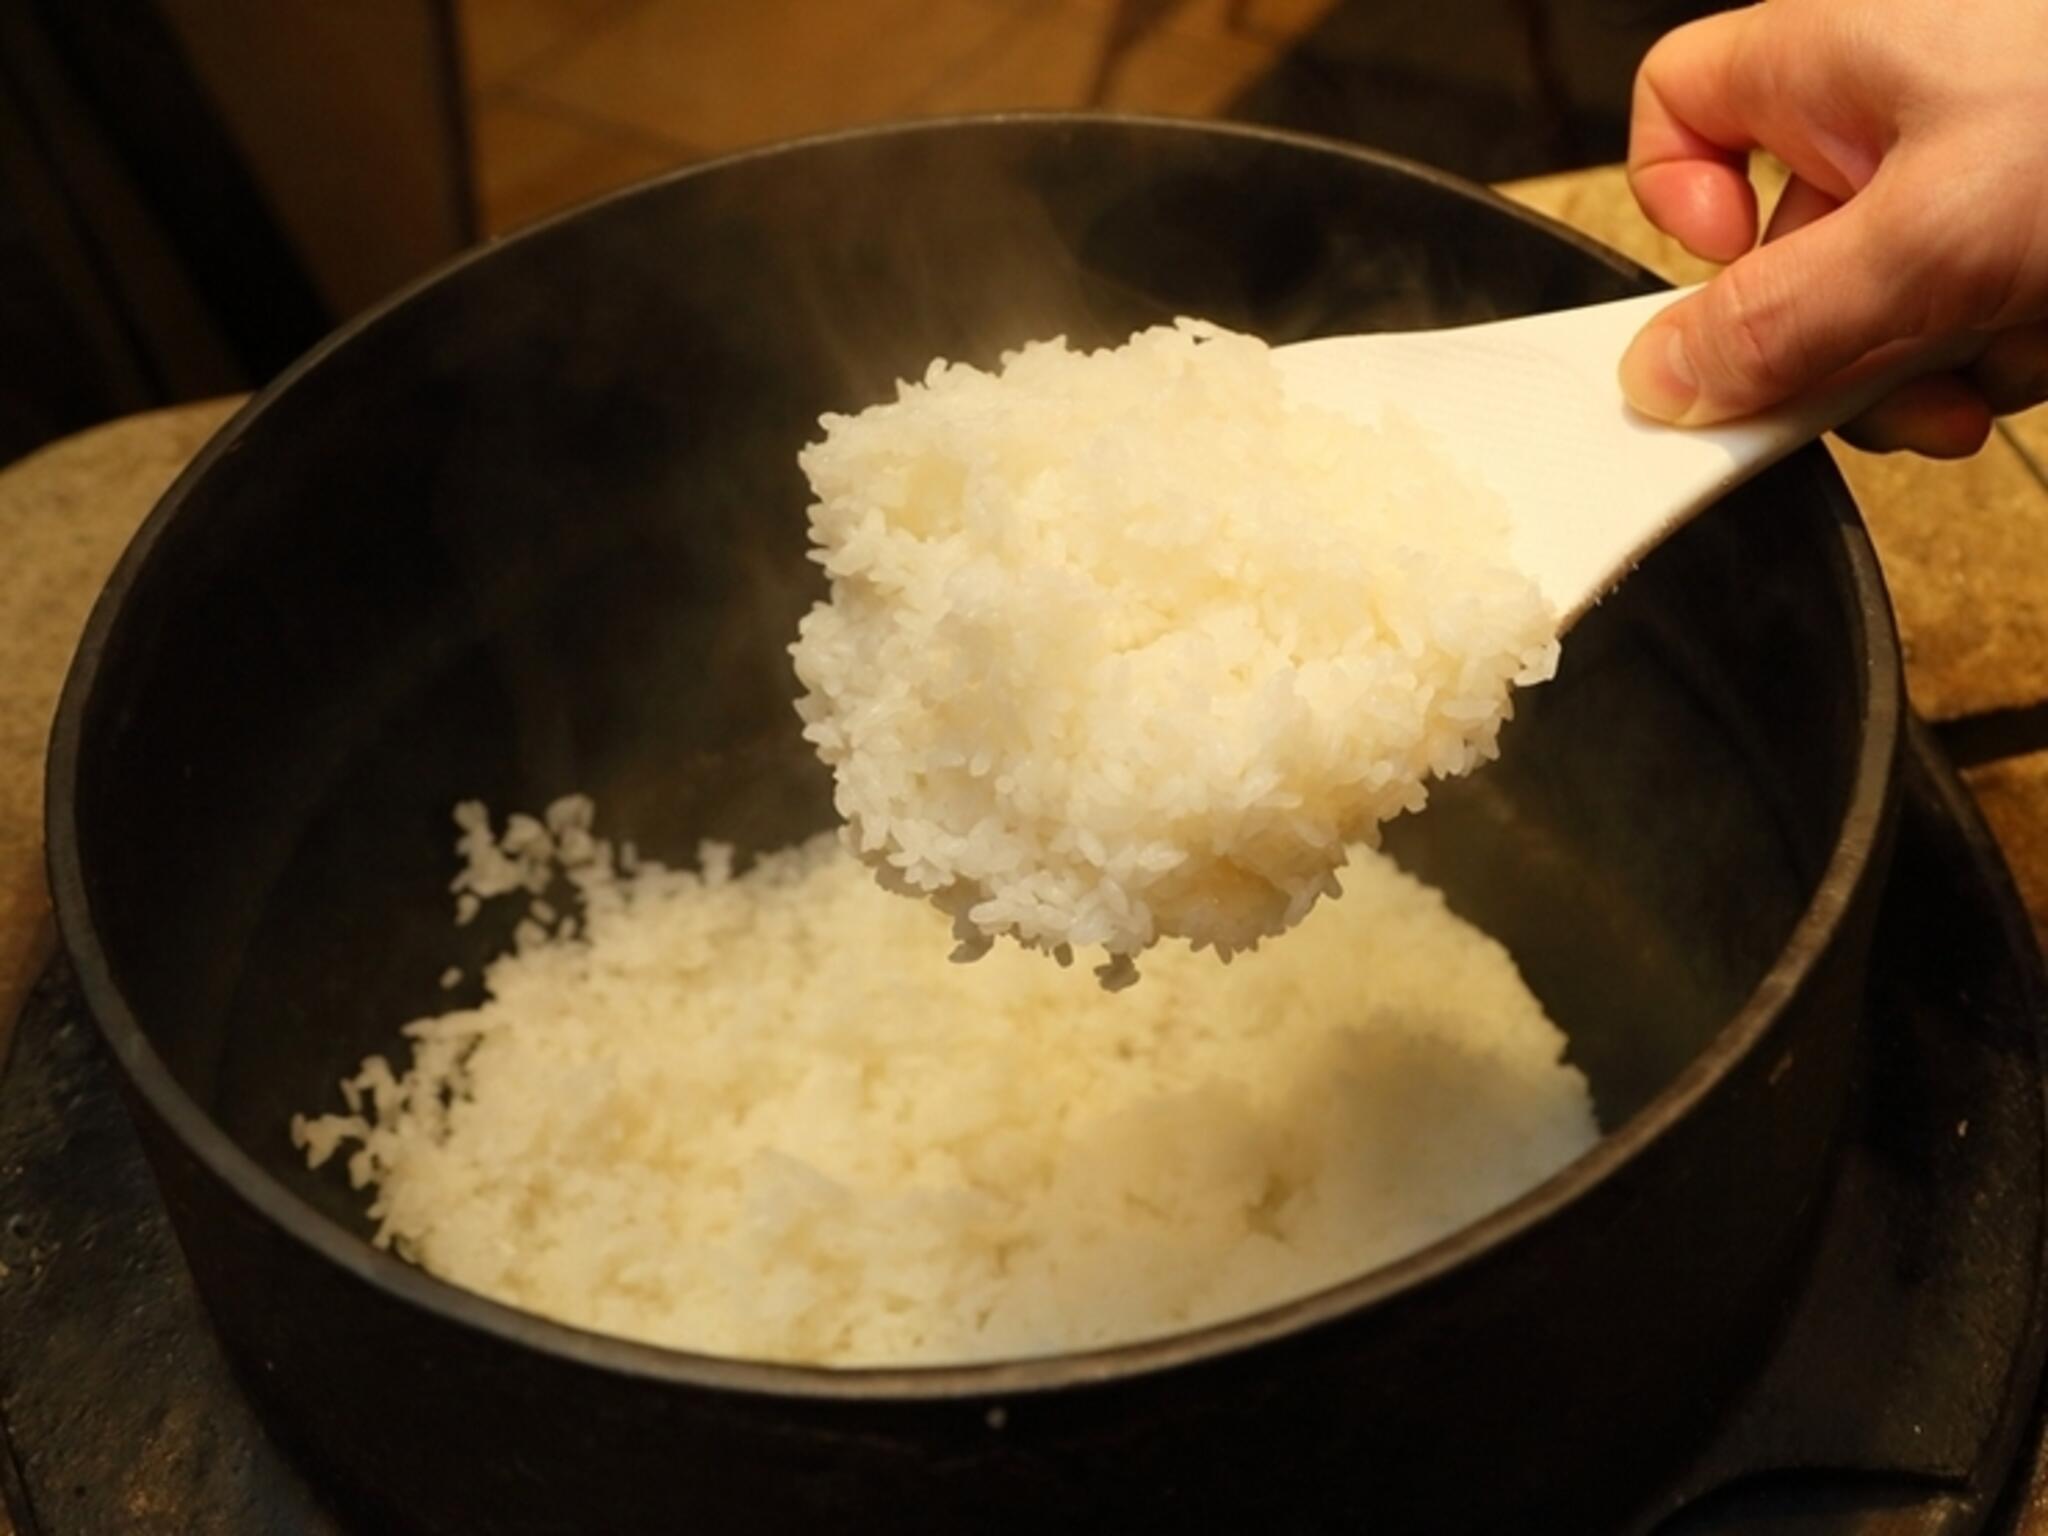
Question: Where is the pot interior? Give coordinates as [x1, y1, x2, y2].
[69, 119, 1867, 1272]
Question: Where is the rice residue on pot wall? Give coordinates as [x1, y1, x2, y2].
[293, 798, 1596, 1367]
[789, 320, 1560, 986]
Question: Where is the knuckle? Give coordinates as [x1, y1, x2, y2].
[1636, 26, 1688, 89]
[1700, 264, 1802, 400]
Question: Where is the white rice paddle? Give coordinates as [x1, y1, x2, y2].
[1272, 285, 1975, 626]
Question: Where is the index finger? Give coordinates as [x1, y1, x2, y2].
[1628, 9, 1768, 263]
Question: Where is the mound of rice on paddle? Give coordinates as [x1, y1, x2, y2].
[790, 320, 1558, 986]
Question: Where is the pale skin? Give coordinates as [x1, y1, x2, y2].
[1619, 0, 2048, 457]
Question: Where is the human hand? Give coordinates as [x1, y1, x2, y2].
[1619, 0, 2048, 456]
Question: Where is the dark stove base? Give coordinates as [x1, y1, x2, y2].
[2, 722, 2044, 1536]
[1638, 723, 2048, 1535]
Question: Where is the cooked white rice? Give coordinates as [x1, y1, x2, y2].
[293, 798, 1595, 1367]
[789, 320, 1559, 987]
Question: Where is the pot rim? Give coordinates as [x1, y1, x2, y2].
[43, 110, 1902, 1403]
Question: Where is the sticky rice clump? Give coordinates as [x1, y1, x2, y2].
[789, 320, 1558, 986]
[293, 799, 1596, 1368]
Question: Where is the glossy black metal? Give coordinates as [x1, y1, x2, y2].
[46, 116, 1902, 1534]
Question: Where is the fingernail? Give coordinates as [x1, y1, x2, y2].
[1620, 322, 1700, 423]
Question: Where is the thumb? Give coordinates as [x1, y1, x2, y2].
[1619, 192, 1920, 425]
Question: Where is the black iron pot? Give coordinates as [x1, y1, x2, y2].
[45, 117, 1901, 1535]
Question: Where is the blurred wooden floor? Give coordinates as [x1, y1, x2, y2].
[456, 0, 1338, 234]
